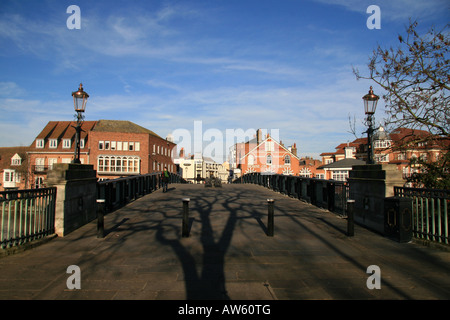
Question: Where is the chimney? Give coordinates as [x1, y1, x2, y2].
[179, 148, 185, 159]
[291, 143, 297, 157]
[256, 129, 262, 144]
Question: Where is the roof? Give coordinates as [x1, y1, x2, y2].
[0, 146, 29, 172]
[35, 121, 98, 141]
[28, 120, 172, 152]
[318, 158, 365, 170]
[92, 120, 162, 138]
[30, 121, 98, 151]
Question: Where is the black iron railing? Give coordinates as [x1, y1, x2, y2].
[235, 173, 349, 215]
[97, 172, 186, 213]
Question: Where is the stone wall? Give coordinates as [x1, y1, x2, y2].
[47, 163, 97, 237]
[347, 164, 404, 234]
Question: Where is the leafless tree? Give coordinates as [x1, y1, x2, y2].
[353, 20, 449, 140]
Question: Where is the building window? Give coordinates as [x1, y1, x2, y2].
[35, 177, 44, 188]
[267, 155, 272, 165]
[80, 138, 85, 149]
[117, 141, 122, 151]
[63, 139, 71, 149]
[375, 154, 389, 162]
[123, 142, 128, 151]
[36, 139, 44, 148]
[49, 139, 57, 148]
[99, 141, 104, 150]
[332, 170, 349, 181]
[284, 155, 291, 165]
[11, 154, 22, 166]
[374, 140, 392, 148]
[3, 169, 17, 184]
[111, 141, 116, 150]
[105, 141, 110, 150]
[129, 142, 134, 151]
[49, 158, 57, 169]
[135, 142, 140, 152]
[35, 158, 45, 172]
[98, 155, 140, 174]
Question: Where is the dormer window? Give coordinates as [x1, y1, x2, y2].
[36, 139, 44, 148]
[49, 139, 57, 148]
[63, 139, 71, 148]
[11, 154, 22, 166]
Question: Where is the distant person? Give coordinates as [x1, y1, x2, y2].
[161, 167, 170, 192]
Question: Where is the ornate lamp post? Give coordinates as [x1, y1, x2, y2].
[362, 86, 379, 164]
[71, 83, 89, 164]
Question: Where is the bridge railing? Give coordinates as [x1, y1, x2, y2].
[394, 186, 449, 245]
[97, 172, 186, 212]
[1, 187, 56, 249]
[235, 173, 349, 215]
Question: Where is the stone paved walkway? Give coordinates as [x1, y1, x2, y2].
[1, 184, 449, 300]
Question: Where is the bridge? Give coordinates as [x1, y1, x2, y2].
[1, 182, 449, 300]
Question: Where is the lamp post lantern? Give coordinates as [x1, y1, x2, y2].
[72, 83, 89, 164]
[362, 86, 379, 164]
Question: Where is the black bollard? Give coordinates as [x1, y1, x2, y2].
[267, 199, 274, 237]
[182, 198, 190, 237]
[347, 199, 355, 237]
[97, 199, 106, 238]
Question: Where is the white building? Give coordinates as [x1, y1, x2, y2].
[175, 149, 222, 183]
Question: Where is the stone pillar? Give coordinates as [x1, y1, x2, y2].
[347, 164, 404, 234]
[47, 163, 97, 237]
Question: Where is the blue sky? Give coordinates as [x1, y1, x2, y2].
[0, 0, 448, 161]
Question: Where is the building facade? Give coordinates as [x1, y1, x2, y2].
[0, 147, 29, 191]
[26, 120, 176, 188]
[235, 129, 301, 176]
[175, 150, 223, 183]
[319, 127, 449, 182]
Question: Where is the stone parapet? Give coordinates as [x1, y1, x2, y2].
[47, 163, 97, 237]
[347, 164, 404, 234]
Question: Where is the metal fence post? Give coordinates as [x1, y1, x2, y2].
[347, 199, 355, 237]
[182, 198, 190, 237]
[97, 199, 106, 238]
[267, 199, 274, 236]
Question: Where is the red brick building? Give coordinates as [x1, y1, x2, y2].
[0, 146, 29, 191]
[26, 120, 176, 187]
[319, 127, 449, 182]
[236, 129, 301, 176]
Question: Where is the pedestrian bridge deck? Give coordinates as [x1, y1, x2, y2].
[0, 183, 449, 300]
